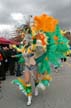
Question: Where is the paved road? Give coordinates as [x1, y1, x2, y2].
[0, 57, 71, 108]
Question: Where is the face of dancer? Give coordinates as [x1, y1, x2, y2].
[23, 40, 27, 45]
[23, 40, 30, 47]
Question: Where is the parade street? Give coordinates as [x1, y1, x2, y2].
[0, 57, 71, 108]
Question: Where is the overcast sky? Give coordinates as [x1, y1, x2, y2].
[0, 0, 71, 30]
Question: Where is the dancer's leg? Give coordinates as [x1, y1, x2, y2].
[33, 71, 39, 96]
[24, 71, 31, 84]
[24, 71, 32, 106]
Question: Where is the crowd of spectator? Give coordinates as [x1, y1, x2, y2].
[0, 44, 24, 88]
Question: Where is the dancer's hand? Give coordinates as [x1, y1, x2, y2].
[12, 45, 16, 48]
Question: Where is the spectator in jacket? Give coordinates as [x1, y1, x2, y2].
[0, 47, 6, 80]
[7, 44, 17, 75]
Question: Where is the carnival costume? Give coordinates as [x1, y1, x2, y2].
[12, 14, 70, 106]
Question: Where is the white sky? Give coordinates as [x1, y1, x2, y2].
[0, 0, 71, 32]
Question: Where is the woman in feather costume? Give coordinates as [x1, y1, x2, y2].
[12, 14, 69, 106]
